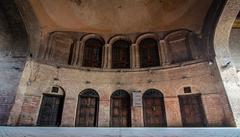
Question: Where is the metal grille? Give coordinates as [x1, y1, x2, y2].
[142, 89, 167, 127]
[83, 39, 103, 68]
[139, 38, 160, 68]
[76, 89, 99, 127]
[112, 40, 130, 69]
[111, 90, 131, 127]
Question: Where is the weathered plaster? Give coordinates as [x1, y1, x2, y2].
[214, 0, 240, 127]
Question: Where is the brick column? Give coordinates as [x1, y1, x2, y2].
[104, 44, 111, 69]
[164, 97, 182, 127]
[131, 106, 144, 127]
[77, 41, 84, 67]
[131, 91, 144, 127]
[103, 44, 110, 69]
[72, 41, 81, 66]
[61, 97, 77, 127]
[133, 44, 140, 68]
[98, 100, 110, 127]
[213, 0, 240, 127]
[201, 94, 225, 126]
[130, 44, 137, 68]
[8, 61, 32, 125]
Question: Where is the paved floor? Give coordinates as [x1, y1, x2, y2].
[0, 127, 240, 137]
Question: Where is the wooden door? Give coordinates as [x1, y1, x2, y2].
[143, 90, 166, 127]
[179, 94, 206, 127]
[37, 95, 64, 126]
[76, 97, 98, 127]
[111, 91, 131, 127]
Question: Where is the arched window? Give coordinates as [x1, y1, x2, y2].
[110, 90, 131, 127]
[83, 38, 103, 68]
[37, 86, 65, 126]
[112, 40, 131, 69]
[142, 89, 167, 127]
[75, 89, 99, 127]
[139, 38, 160, 67]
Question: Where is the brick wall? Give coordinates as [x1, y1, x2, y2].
[9, 60, 234, 127]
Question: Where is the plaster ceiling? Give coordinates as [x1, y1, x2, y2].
[28, 0, 213, 34]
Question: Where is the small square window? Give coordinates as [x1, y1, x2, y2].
[184, 87, 191, 93]
[52, 87, 59, 93]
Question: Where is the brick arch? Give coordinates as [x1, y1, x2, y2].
[135, 33, 159, 45]
[80, 33, 105, 44]
[176, 85, 202, 96]
[108, 35, 132, 45]
[81, 34, 105, 68]
[213, 0, 240, 127]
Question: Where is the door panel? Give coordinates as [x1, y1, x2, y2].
[76, 97, 98, 127]
[37, 95, 64, 126]
[111, 97, 131, 127]
[143, 97, 166, 127]
[179, 94, 206, 127]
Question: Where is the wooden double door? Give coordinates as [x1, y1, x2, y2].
[111, 90, 131, 127]
[37, 94, 64, 126]
[76, 96, 99, 127]
[179, 94, 207, 127]
[143, 90, 167, 127]
[75, 89, 99, 127]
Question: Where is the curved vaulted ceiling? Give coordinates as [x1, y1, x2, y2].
[27, 0, 213, 34]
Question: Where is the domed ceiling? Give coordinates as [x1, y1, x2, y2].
[28, 0, 213, 34]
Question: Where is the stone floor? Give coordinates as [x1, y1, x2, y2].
[0, 127, 240, 137]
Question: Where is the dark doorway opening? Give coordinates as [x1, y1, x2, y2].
[110, 90, 131, 127]
[139, 38, 160, 68]
[37, 94, 64, 126]
[143, 89, 167, 127]
[75, 89, 99, 127]
[112, 40, 131, 69]
[179, 94, 207, 127]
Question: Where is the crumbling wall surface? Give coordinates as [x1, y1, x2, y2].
[9, 60, 233, 127]
[229, 28, 240, 70]
[0, 57, 26, 125]
[0, 1, 28, 125]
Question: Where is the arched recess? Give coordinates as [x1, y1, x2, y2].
[110, 90, 131, 127]
[142, 89, 167, 127]
[75, 89, 99, 127]
[82, 36, 104, 68]
[37, 86, 65, 126]
[213, 0, 240, 127]
[164, 30, 192, 64]
[111, 39, 131, 69]
[139, 38, 160, 68]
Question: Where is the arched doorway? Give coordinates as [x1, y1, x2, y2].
[142, 89, 167, 127]
[110, 90, 131, 127]
[37, 86, 65, 126]
[75, 89, 99, 127]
